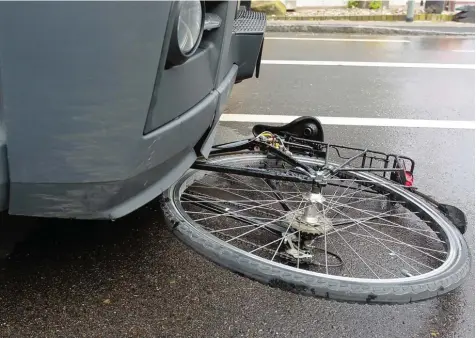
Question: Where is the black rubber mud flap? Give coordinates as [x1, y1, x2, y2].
[233, 10, 266, 83]
[410, 188, 468, 234]
[438, 204, 468, 234]
[255, 39, 264, 79]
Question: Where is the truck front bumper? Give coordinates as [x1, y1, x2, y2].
[7, 65, 238, 219]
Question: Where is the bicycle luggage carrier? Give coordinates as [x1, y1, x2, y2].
[283, 135, 415, 186]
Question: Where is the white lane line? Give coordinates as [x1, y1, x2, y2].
[261, 60, 475, 69]
[265, 37, 410, 43]
[220, 114, 476, 130]
[452, 49, 475, 53]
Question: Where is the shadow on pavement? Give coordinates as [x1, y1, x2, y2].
[0, 201, 176, 335]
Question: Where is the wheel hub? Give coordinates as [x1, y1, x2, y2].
[286, 192, 334, 235]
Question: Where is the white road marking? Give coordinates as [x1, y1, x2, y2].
[220, 114, 476, 130]
[266, 37, 410, 43]
[452, 49, 475, 53]
[261, 60, 475, 69]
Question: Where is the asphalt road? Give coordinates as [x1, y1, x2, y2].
[0, 34, 474, 338]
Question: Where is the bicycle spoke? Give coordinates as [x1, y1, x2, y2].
[364, 219, 438, 234]
[224, 173, 276, 200]
[340, 232, 400, 277]
[250, 230, 300, 254]
[272, 197, 307, 261]
[321, 204, 329, 274]
[191, 183, 303, 195]
[182, 193, 299, 215]
[340, 230, 435, 270]
[187, 210, 276, 221]
[226, 202, 310, 244]
[324, 204, 422, 275]
[349, 227, 447, 256]
[324, 203, 446, 257]
[194, 194, 301, 222]
[326, 199, 443, 243]
[336, 205, 421, 222]
[323, 178, 358, 214]
[347, 221, 421, 275]
[186, 186, 292, 215]
[332, 225, 380, 278]
[323, 194, 389, 203]
[317, 234, 352, 277]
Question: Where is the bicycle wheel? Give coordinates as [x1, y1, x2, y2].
[161, 153, 470, 304]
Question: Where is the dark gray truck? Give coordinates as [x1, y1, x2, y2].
[0, 1, 265, 219]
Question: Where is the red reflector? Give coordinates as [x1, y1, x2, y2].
[404, 171, 414, 187]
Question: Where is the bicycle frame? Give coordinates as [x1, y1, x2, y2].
[193, 129, 415, 188]
[189, 116, 467, 235]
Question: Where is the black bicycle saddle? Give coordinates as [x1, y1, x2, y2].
[252, 116, 324, 142]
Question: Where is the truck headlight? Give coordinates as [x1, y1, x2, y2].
[178, 1, 203, 54]
[167, 1, 205, 66]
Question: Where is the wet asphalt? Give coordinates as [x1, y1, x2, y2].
[0, 34, 474, 338]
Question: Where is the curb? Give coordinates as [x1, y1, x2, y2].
[266, 23, 475, 36]
[269, 14, 455, 21]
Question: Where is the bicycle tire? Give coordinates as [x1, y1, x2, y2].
[160, 153, 471, 304]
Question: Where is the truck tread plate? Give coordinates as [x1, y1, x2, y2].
[233, 10, 266, 34]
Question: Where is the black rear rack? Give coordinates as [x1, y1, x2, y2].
[283, 134, 415, 186]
